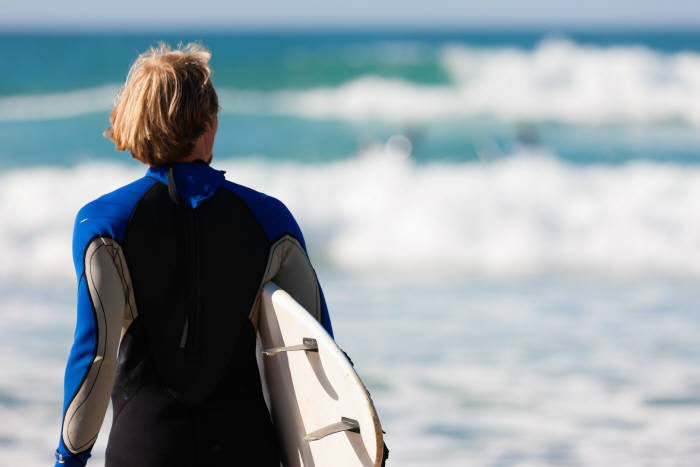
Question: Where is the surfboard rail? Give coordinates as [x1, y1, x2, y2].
[256, 281, 385, 467]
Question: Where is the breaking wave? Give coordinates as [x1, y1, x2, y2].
[3, 149, 700, 283]
[265, 39, 700, 124]
[2, 40, 700, 125]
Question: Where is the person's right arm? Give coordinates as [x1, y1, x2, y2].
[55, 218, 131, 466]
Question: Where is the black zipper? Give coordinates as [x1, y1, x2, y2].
[179, 207, 200, 356]
[169, 165, 200, 357]
[189, 208, 200, 354]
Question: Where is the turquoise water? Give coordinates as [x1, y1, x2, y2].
[2, 31, 699, 93]
[2, 31, 700, 167]
[2, 31, 700, 466]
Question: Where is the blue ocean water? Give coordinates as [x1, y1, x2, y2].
[1, 31, 700, 466]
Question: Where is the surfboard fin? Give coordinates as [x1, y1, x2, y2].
[262, 337, 318, 357]
[304, 417, 360, 441]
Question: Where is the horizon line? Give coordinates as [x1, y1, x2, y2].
[2, 22, 700, 35]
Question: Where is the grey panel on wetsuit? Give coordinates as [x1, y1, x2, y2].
[250, 234, 322, 326]
[62, 237, 136, 454]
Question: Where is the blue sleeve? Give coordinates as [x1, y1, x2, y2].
[55, 225, 98, 466]
[317, 282, 334, 338]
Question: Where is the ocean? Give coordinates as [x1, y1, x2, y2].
[1, 31, 700, 466]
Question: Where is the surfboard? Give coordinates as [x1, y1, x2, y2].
[256, 281, 385, 467]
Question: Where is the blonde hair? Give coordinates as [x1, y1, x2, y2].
[105, 42, 219, 166]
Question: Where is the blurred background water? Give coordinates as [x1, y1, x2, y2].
[2, 29, 700, 466]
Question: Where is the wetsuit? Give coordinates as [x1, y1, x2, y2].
[55, 161, 333, 467]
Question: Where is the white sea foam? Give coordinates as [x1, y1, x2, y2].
[3, 150, 700, 283]
[3, 40, 700, 125]
[327, 278, 700, 466]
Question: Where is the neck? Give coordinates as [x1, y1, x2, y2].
[180, 153, 210, 164]
[180, 134, 212, 164]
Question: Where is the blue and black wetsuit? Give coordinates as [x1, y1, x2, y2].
[55, 161, 333, 467]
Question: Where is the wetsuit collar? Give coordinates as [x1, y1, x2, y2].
[146, 161, 226, 209]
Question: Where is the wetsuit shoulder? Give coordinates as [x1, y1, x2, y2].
[221, 180, 306, 248]
[73, 176, 157, 275]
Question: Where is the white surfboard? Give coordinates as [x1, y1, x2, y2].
[256, 281, 385, 467]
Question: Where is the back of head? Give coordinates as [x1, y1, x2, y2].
[105, 42, 219, 166]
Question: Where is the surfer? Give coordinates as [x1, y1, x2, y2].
[54, 42, 333, 467]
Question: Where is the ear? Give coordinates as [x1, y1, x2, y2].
[204, 115, 218, 134]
